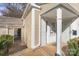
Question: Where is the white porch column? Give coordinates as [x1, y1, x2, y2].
[31, 8, 35, 48]
[31, 6, 40, 49]
[47, 25, 51, 44]
[56, 8, 62, 55]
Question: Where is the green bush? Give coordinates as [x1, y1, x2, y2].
[0, 35, 13, 42]
[0, 35, 13, 55]
[67, 37, 79, 56]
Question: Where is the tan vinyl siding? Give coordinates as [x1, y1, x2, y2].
[22, 11, 32, 48]
[0, 28, 14, 36]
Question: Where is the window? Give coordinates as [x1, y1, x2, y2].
[72, 30, 77, 35]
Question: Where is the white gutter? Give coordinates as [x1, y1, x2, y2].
[21, 3, 30, 19]
[31, 3, 40, 9]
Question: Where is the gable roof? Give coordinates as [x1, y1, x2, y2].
[0, 16, 23, 28]
[41, 3, 79, 32]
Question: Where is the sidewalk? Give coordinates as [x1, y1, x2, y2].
[10, 44, 56, 56]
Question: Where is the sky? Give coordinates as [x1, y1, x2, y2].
[0, 3, 25, 16]
[0, 3, 8, 15]
[0, 3, 8, 9]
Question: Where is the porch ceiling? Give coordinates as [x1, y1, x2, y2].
[42, 4, 79, 32]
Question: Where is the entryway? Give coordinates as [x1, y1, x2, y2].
[9, 28, 27, 54]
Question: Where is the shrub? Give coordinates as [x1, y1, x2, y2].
[0, 35, 13, 42]
[67, 37, 79, 56]
[0, 35, 13, 55]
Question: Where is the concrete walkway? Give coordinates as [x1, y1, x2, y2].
[10, 44, 56, 56]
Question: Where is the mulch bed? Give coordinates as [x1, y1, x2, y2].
[62, 45, 69, 56]
[8, 39, 27, 55]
